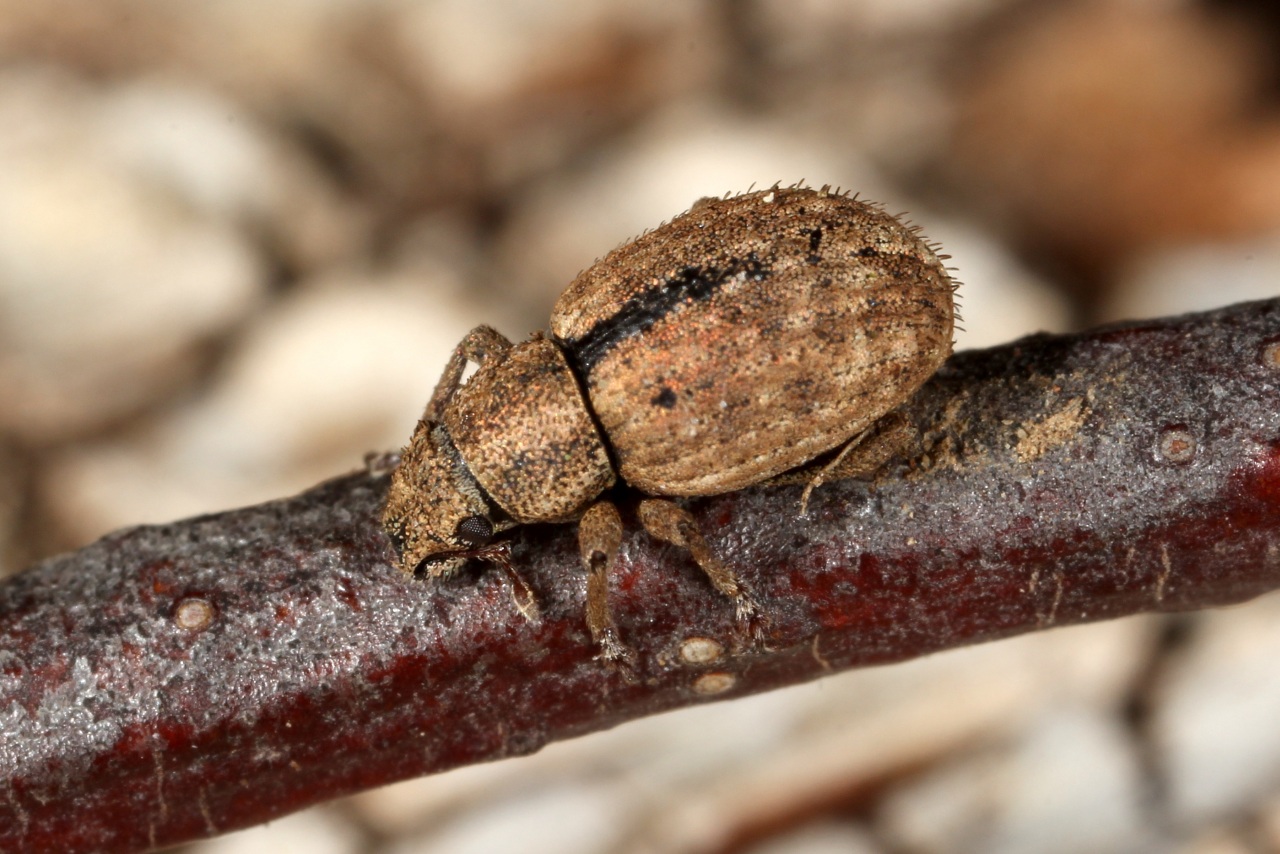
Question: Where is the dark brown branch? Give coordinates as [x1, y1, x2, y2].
[3, 299, 1280, 853]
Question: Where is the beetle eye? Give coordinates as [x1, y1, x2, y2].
[455, 515, 494, 547]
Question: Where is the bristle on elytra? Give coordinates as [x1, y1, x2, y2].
[578, 185, 961, 306]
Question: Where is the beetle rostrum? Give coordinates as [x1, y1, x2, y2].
[382, 185, 957, 665]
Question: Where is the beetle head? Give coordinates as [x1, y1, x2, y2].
[382, 421, 510, 575]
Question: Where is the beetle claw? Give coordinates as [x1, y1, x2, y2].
[594, 632, 640, 682]
[734, 590, 772, 652]
[744, 611, 773, 653]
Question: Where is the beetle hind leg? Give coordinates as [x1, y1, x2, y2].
[637, 498, 764, 642]
[797, 426, 875, 516]
[773, 413, 916, 516]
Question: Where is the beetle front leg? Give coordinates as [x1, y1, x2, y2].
[637, 499, 762, 639]
[425, 325, 514, 422]
[578, 502, 637, 670]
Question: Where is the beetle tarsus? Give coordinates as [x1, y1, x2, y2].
[594, 630, 639, 682]
[364, 449, 401, 478]
[492, 550, 540, 621]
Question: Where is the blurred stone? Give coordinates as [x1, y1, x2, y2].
[981, 709, 1151, 854]
[39, 269, 489, 551]
[1178, 827, 1257, 854]
[951, 1, 1280, 282]
[353, 673, 816, 838]
[385, 781, 630, 854]
[187, 805, 361, 854]
[630, 618, 1155, 854]
[396, 1, 716, 113]
[353, 755, 542, 837]
[393, 1, 722, 189]
[0, 0, 729, 217]
[496, 102, 869, 316]
[750, 0, 1003, 44]
[0, 443, 21, 579]
[744, 822, 882, 854]
[879, 706, 1153, 854]
[876, 750, 1003, 854]
[925, 219, 1074, 350]
[0, 0, 464, 217]
[389, 211, 545, 335]
[0, 67, 268, 443]
[94, 77, 367, 274]
[744, 0, 996, 172]
[1155, 595, 1280, 823]
[1258, 792, 1280, 850]
[1102, 237, 1280, 324]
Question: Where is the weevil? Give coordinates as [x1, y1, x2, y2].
[383, 185, 956, 664]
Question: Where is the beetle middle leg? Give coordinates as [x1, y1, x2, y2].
[578, 502, 637, 670]
[425, 325, 514, 421]
[637, 499, 762, 638]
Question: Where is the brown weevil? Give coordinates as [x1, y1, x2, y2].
[383, 185, 956, 664]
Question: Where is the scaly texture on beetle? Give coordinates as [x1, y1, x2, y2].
[383, 185, 956, 664]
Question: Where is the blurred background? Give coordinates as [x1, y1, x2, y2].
[2, 0, 1280, 851]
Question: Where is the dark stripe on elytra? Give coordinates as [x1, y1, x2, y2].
[561, 254, 771, 375]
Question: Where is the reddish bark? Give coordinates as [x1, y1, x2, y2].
[2, 298, 1279, 853]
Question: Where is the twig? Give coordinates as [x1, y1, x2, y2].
[3, 299, 1279, 853]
